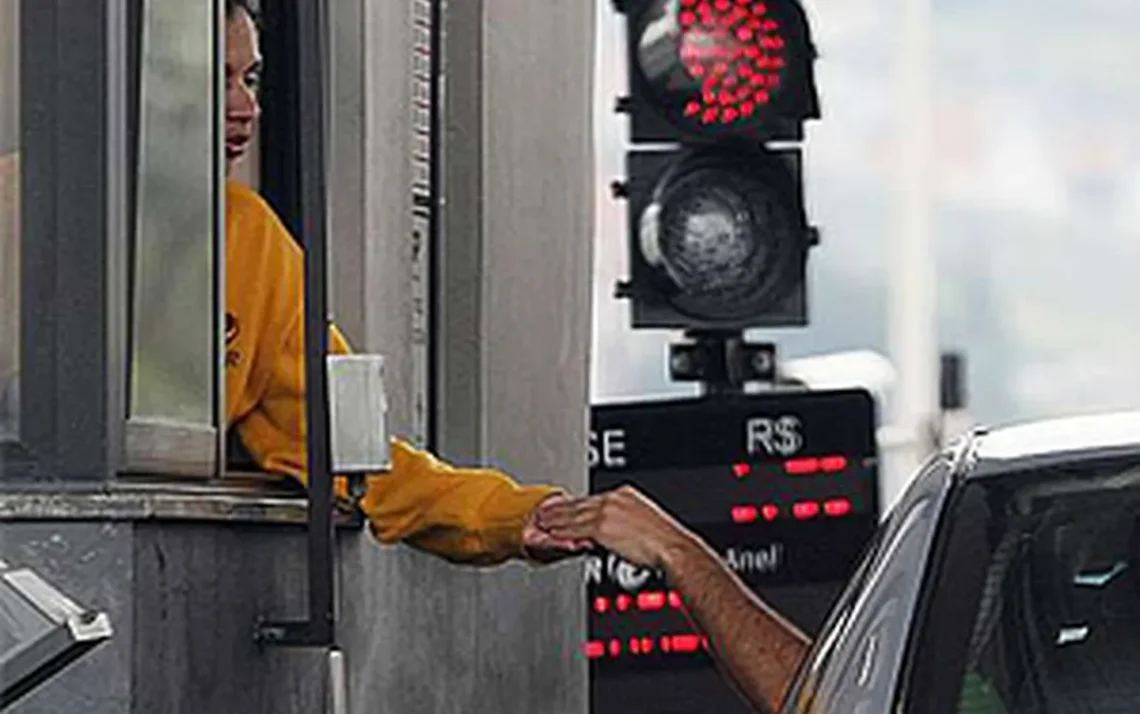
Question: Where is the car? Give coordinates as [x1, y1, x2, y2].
[782, 410, 1140, 714]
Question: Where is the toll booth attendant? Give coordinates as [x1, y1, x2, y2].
[220, 0, 582, 564]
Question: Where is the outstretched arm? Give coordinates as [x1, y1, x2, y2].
[538, 486, 810, 713]
[237, 321, 585, 566]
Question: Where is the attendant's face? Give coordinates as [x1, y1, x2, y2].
[225, 9, 262, 173]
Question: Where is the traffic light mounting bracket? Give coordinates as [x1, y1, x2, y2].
[669, 330, 778, 396]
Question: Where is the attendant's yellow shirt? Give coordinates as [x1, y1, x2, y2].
[225, 179, 560, 564]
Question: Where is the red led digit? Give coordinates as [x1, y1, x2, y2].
[820, 455, 848, 472]
[585, 641, 605, 659]
[593, 596, 609, 614]
[824, 498, 853, 517]
[786, 457, 819, 475]
[609, 639, 622, 657]
[616, 594, 632, 612]
[671, 634, 702, 652]
[762, 504, 780, 521]
[733, 463, 752, 478]
[668, 591, 684, 608]
[732, 505, 759, 524]
[793, 501, 821, 520]
[638, 591, 667, 611]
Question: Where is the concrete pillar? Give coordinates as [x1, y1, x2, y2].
[331, 1, 594, 712]
[439, 0, 595, 710]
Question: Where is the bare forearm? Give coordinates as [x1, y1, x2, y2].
[661, 535, 810, 713]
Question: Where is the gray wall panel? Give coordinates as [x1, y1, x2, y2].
[338, 0, 596, 710]
[475, 1, 595, 711]
[337, 3, 487, 714]
[129, 523, 324, 714]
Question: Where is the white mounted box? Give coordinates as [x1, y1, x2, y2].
[327, 355, 391, 475]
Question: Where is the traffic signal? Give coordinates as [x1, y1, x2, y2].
[613, 0, 821, 330]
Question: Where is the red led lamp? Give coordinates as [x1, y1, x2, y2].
[634, 0, 798, 135]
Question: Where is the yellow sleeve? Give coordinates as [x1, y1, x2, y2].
[360, 440, 563, 565]
[236, 320, 562, 565]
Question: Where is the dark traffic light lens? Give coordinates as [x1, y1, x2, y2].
[642, 152, 803, 322]
[635, 0, 791, 134]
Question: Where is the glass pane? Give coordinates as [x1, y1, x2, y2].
[0, 0, 19, 441]
[931, 468, 1140, 713]
[129, 0, 217, 424]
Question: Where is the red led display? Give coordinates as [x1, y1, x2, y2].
[593, 591, 687, 617]
[731, 498, 854, 523]
[785, 454, 850, 475]
[673, 0, 788, 127]
[584, 633, 710, 660]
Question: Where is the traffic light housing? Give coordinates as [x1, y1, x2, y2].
[622, 144, 814, 329]
[613, 0, 821, 331]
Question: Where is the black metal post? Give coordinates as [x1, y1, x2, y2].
[297, 0, 335, 649]
[255, 0, 335, 648]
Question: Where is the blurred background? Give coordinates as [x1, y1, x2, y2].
[590, 0, 1140, 504]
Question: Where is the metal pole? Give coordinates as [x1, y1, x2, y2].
[298, 0, 335, 647]
[888, 0, 937, 497]
[253, 0, 337, 650]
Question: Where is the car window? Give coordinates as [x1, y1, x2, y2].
[782, 455, 952, 714]
[956, 486, 1140, 713]
[905, 457, 1140, 714]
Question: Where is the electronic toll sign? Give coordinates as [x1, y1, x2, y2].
[586, 389, 879, 714]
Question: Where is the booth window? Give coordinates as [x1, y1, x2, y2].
[124, 0, 223, 477]
[0, 0, 223, 482]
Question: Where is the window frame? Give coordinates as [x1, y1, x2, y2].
[1, 0, 130, 482]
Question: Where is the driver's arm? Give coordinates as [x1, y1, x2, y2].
[538, 486, 811, 713]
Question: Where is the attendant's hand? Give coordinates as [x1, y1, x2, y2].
[521, 493, 593, 563]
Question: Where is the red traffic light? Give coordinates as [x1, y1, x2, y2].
[675, 0, 788, 128]
[625, 0, 818, 141]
